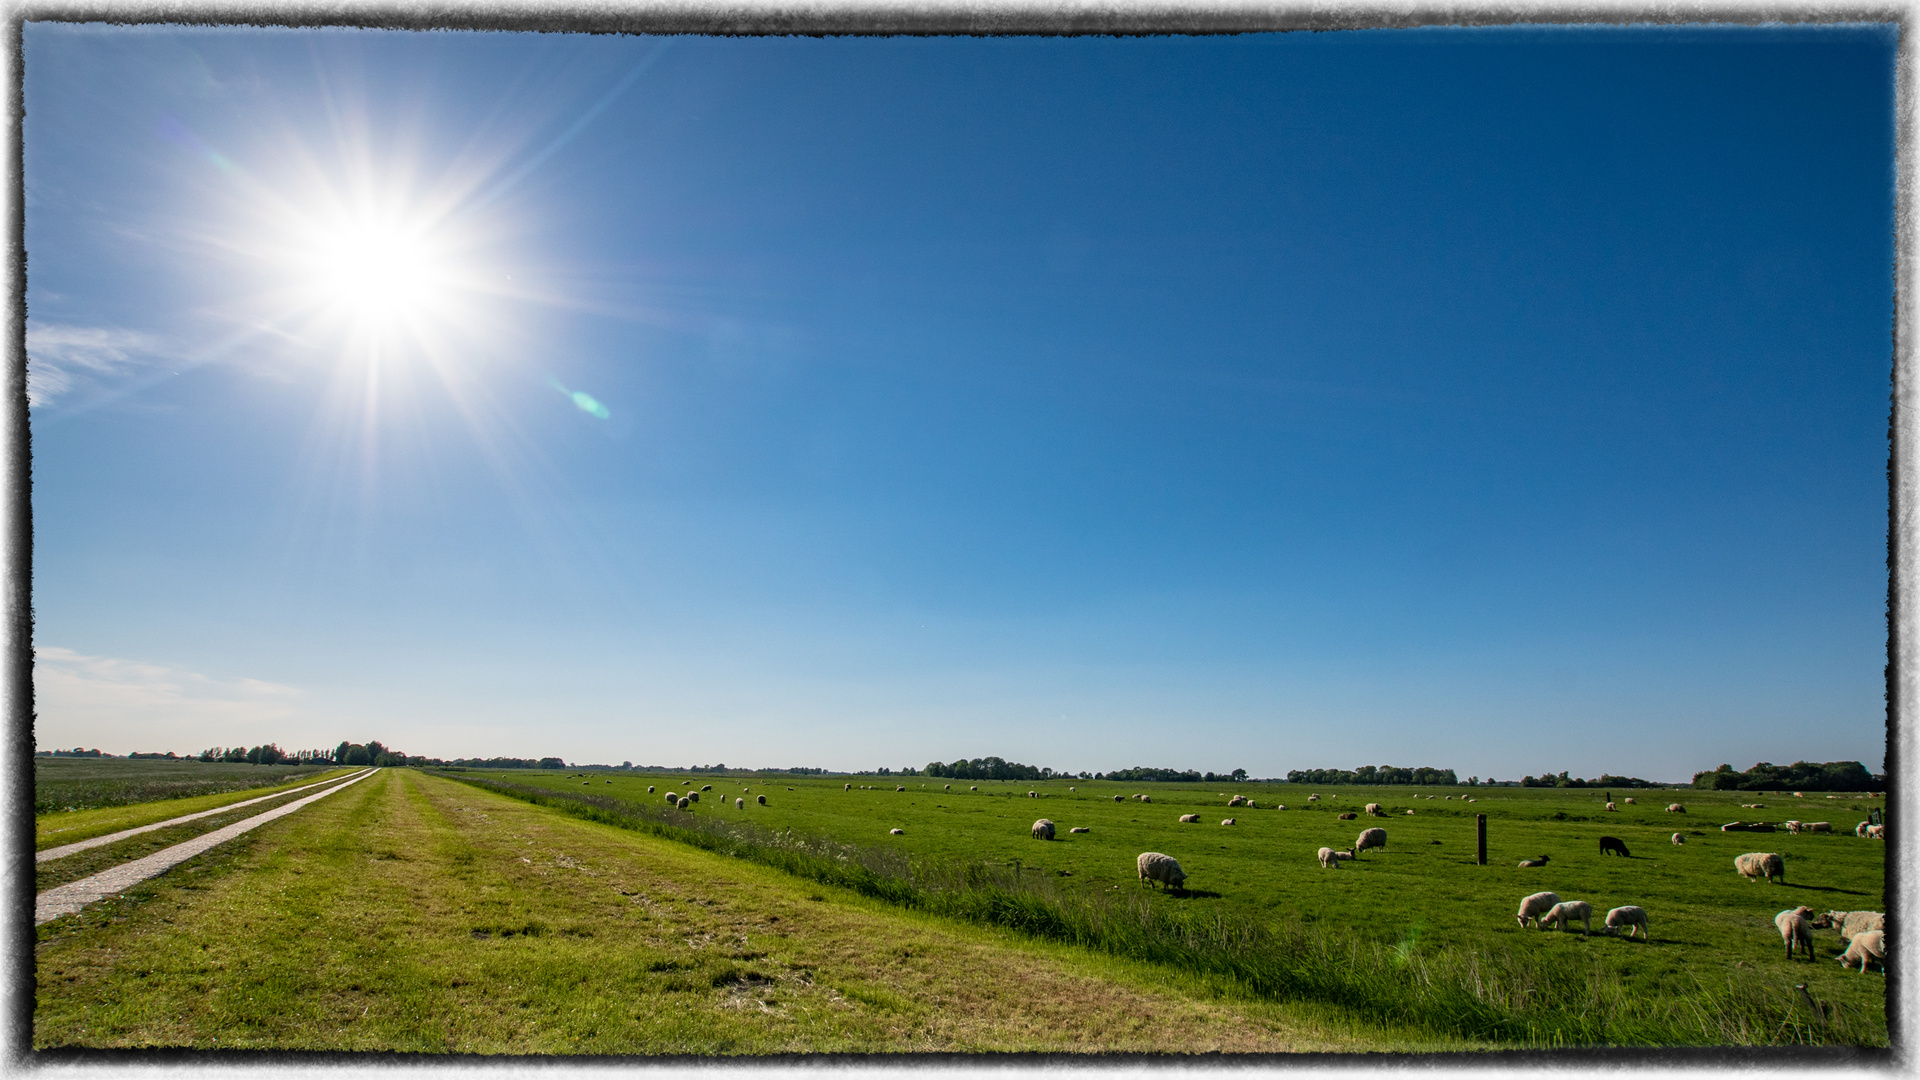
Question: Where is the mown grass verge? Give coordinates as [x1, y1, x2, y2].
[432, 770, 1886, 1050]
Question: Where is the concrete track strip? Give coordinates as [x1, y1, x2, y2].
[35, 768, 381, 926]
[36, 768, 376, 864]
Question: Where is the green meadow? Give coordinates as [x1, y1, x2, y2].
[463, 769, 1889, 1046]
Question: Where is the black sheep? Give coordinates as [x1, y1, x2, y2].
[1599, 835, 1631, 857]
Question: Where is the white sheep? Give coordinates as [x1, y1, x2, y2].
[1805, 822, 1832, 833]
[1275, 804, 1286, 811]
[1541, 900, 1593, 935]
[889, 828, 904, 835]
[664, 791, 679, 804]
[701, 784, 712, 792]
[1672, 832, 1685, 845]
[647, 786, 656, 794]
[1069, 786, 1075, 792]
[1113, 795, 1124, 802]
[1069, 826, 1090, 834]
[1137, 851, 1187, 891]
[1623, 797, 1636, 804]
[736, 798, 745, 809]
[1856, 821, 1871, 837]
[1028, 791, 1037, 798]
[971, 785, 978, 791]
[1821, 911, 1885, 941]
[1604, 905, 1649, 940]
[1405, 809, 1415, 815]
[1734, 852, 1785, 883]
[1221, 818, 1236, 826]
[1666, 803, 1685, 813]
[1355, 827, 1387, 856]
[1365, 802, 1383, 816]
[1776, 906, 1815, 961]
[756, 795, 766, 805]
[1032, 818, 1055, 840]
[1868, 824, 1886, 839]
[1140, 794, 1151, 803]
[845, 783, 852, 790]
[1785, 820, 1804, 834]
[1837, 929, 1886, 972]
[1516, 891, 1561, 928]
[676, 797, 690, 809]
[1308, 794, 1319, 801]
[1605, 802, 1617, 811]
[1228, 795, 1247, 807]
[1178, 813, 1201, 824]
[1317, 846, 1354, 868]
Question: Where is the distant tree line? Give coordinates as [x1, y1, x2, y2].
[924, 757, 1061, 781]
[1286, 765, 1458, 786]
[1691, 760, 1881, 792]
[197, 745, 338, 765]
[1518, 771, 1659, 788]
[38, 747, 105, 757]
[1102, 766, 1247, 783]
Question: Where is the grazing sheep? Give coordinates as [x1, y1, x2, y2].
[676, 797, 690, 809]
[647, 786, 656, 794]
[1365, 803, 1383, 816]
[1805, 822, 1832, 833]
[1541, 900, 1593, 935]
[1028, 791, 1037, 798]
[898, 786, 906, 792]
[1221, 818, 1237, 826]
[688, 792, 700, 802]
[890, 828, 904, 835]
[664, 792, 679, 804]
[1868, 824, 1886, 839]
[1776, 907, 1815, 961]
[1793, 791, 1804, 797]
[970, 785, 978, 791]
[1308, 794, 1319, 802]
[1140, 795, 1152, 803]
[1246, 800, 1257, 808]
[1113, 795, 1124, 802]
[1599, 836, 1631, 858]
[944, 784, 951, 790]
[845, 783, 852, 790]
[1837, 929, 1886, 972]
[1666, 804, 1685, 813]
[701, 785, 712, 792]
[1445, 795, 1454, 800]
[1318, 846, 1355, 868]
[1228, 795, 1247, 807]
[1137, 851, 1187, 891]
[1734, 852, 1786, 884]
[1516, 891, 1562, 928]
[736, 798, 745, 809]
[1605, 905, 1649, 940]
[1518, 856, 1550, 868]
[1605, 802, 1617, 812]
[1856, 821, 1871, 837]
[1032, 818, 1056, 840]
[1821, 911, 1885, 941]
[756, 795, 766, 805]
[1405, 809, 1415, 815]
[1179, 814, 1201, 824]
[1355, 827, 1387, 856]
[1623, 797, 1636, 804]
[1069, 787, 1075, 792]
[1785, 820, 1804, 834]
[1337, 811, 1358, 820]
[1069, 826, 1090, 834]
[1276, 804, 1286, 811]
[1672, 833, 1685, 845]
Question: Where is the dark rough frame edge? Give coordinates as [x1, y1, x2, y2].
[1, 1, 1910, 1072]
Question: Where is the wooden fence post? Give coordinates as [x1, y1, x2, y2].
[1477, 813, 1487, 866]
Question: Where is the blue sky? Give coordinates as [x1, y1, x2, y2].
[26, 25, 1892, 781]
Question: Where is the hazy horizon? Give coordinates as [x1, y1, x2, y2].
[27, 25, 1892, 781]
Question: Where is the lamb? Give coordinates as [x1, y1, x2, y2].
[1337, 812, 1358, 820]
[1666, 804, 1685, 813]
[1246, 800, 1257, 808]
[1540, 900, 1593, 935]
[1221, 818, 1237, 826]
[1028, 791, 1037, 798]
[845, 783, 852, 790]
[1804, 822, 1832, 833]
[1821, 911, 1884, 941]
[1365, 803, 1383, 816]
[1032, 818, 1056, 840]
[1069, 826, 1090, 834]
[1672, 833, 1685, 845]
[1228, 795, 1247, 807]
[1517, 856, 1550, 867]
[1179, 813, 1201, 824]
[1868, 824, 1886, 839]
[1275, 804, 1286, 811]
[1623, 797, 1636, 804]
[756, 795, 766, 805]
[1734, 852, 1785, 883]
[1605, 802, 1616, 811]
[1785, 820, 1804, 834]
[647, 786, 656, 794]
[1308, 794, 1319, 801]
[944, 784, 951, 790]
[1318, 846, 1355, 868]
[1113, 795, 1124, 802]
[1837, 929, 1886, 972]
[1604, 905, 1649, 940]
[1776, 906, 1815, 961]
[1355, 827, 1387, 856]
[736, 798, 745, 809]
[1405, 809, 1415, 815]
[1599, 836, 1630, 858]
[1136, 851, 1187, 891]
[1516, 891, 1561, 928]
[1856, 821, 1871, 837]
[1139, 795, 1151, 803]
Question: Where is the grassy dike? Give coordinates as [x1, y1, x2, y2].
[34, 769, 1449, 1053]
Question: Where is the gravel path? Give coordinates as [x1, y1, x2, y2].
[36, 768, 374, 864]
[35, 768, 380, 926]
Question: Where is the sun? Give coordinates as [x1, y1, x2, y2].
[293, 208, 457, 338]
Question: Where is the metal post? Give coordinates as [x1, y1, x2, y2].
[1477, 813, 1487, 865]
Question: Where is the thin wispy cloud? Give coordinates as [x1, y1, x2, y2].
[25, 323, 173, 407]
[34, 646, 303, 751]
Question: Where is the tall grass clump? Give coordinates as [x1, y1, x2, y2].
[434, 772, 1883, 1049]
